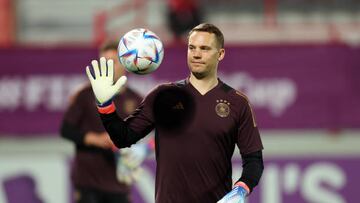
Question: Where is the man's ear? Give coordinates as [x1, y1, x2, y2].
[218, 48, 225, 61]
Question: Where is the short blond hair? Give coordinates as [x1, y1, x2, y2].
[188, 23, 224, 48]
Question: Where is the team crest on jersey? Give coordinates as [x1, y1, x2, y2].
[215, 99, 230, 118]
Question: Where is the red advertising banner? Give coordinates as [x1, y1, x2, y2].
[0, 45, 359, 135]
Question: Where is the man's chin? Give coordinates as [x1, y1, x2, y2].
[192, 71, 206, 79]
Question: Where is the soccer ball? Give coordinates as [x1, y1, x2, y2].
[118, 28, 164, 75]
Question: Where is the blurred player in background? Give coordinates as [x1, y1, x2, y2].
[86, 23, 264, 203]
[166, 0, 203, 43]
[60, 41, 153, 203]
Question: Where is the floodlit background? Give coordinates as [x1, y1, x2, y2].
[0, 0, 360, 203]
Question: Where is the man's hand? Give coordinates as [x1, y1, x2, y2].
[119, 143, 150, 169]
[84, 132, 113, 149]
[217, 182, 249, 203]
[116, 163, 144, 185]
[115, 142, 153, 184]
[86, 57, 127, 106]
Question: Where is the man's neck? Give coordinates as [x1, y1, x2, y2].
[189, 74, 218, 95]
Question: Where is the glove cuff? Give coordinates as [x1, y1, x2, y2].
[235, 181, 250, 194]
[147, 138, 155, 151]
[97, 102, 116, 114]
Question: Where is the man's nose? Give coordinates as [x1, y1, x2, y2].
[193, 50, 201, 58]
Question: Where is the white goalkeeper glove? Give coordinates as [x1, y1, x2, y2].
[86, 57, 127, 106]
[115, 142, 153, 184]
[116, 161, 145, 185]
[119, 143, 150, 169]
[217, 182, 249, 203]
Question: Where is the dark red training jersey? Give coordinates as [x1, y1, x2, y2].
[62, 84, 142, 193]
[120, 78, 263, 202]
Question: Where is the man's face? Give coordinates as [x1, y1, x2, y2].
[187, 31, 224, 79]
[100, 49, 125, 80]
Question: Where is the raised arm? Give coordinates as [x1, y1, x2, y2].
[86, 57, 147, 148]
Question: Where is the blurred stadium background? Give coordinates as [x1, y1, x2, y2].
[0, 0, 360, 203]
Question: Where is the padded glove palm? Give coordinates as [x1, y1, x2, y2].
[86, 57, 127, 106]
[217, 184, 248, 203]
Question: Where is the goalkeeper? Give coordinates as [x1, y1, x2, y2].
[87, 23, 264, 203]
[60, 40, 153, 203]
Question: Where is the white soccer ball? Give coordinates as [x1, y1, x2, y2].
[118, 28, 164, 75]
